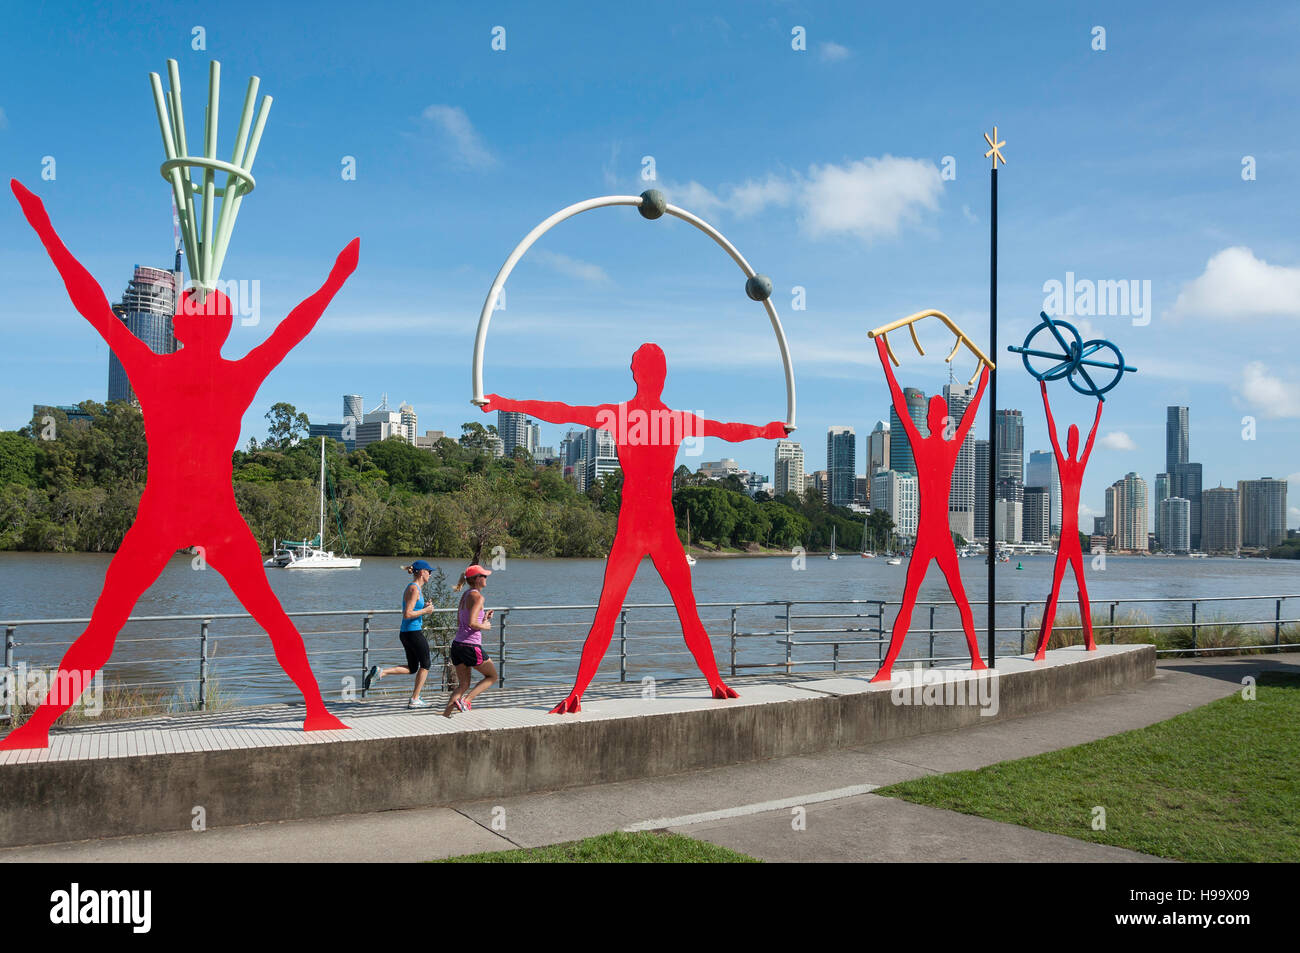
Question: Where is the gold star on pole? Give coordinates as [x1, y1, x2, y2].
[983, 126, 1007, 168]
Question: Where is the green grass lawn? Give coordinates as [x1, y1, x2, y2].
[436, 831, 759, 863]
[875, 671, 1300, 862]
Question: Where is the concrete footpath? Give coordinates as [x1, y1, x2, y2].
[2, 654, 1292, 863]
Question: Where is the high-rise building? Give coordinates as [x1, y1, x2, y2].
[1023, 485, 1051, 544]
[774, 440, 805, 497]
[355, 395, 411, 449]
[826, 426, 856, 508]
[888, 388, 927, 475]
[1170, 461, 1202, 549]
[497, 411, 529, 454]
[871, 470, 918, 540]
[1201, 486, 1241, 554]
[399, 402, 418, 440]
[1026, 450, 1061, 534]
[867, 420, 890, 475]
[944, 383, 975, 542]
[584, 426, 620, 490]
[1157, 497, 1191, 553]
[995, 409, 1024, 482]
[1238, 478, 1288, 550]
[810, 470, 829, 503]
[995, 477, 1024, 544]
[974, 439, 990, 539]
[1107, 472, 1148, 552]
[1165, 406, 1189, 474]
[1154, 473, 1170, 542]
[108, 265, 179, 403]
[343, 395, 363, 422]
[526, 422, 542, 454]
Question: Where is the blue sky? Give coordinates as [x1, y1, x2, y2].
[1, 1, 1297, 527]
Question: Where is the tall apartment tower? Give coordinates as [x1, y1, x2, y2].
[1026, 450, 1061, 533]
[974, 439, 990, 540]
[1107, 472, 1148, 552]
[1200, 486, 1241, 554]
[497, 411, 529, 454]
[995, 409, 1024, 482]
[867, 420, 890, 475]
[871, 470, 918, 540]
[343, 394, 364, 422]
[1157, 497, 1191, 553]
[1023, 485, 1051, 544]
[944, 383, 975, 541]
[1238, 478, 1288, 549]
[826, 426, 857, 508]
[1170, 461, 1203, 549]
[1165, 406, 1189, 473]
[888, 388, 928, 475]
[773, 440, 805, 497]
[108, 265, 179, 403]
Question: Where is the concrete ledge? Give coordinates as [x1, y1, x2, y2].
[0, 644, 1154, 848]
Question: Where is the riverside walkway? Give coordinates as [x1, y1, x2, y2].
[3, 654, 1291, 862]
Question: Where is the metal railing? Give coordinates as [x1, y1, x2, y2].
[2, 593, 1297, 722]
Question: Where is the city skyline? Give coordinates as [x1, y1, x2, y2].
[4, 4, 1297, 531]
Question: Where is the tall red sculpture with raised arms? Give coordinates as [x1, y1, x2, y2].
[0, 182, 358, 750]
[867, 311, 996, 683]
[486, 344, 787, 712]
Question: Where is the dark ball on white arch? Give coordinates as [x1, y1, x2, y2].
[745, 274, 773, 302]
[638, 190, 667, 220]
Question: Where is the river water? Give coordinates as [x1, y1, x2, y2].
[2, 551, 1297, 710]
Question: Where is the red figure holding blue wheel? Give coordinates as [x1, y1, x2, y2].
[870, 335, 989, 683]
[0, 181, 356, 750]
[1034, 379, 1103, 660]
[484, 342, 787, 713]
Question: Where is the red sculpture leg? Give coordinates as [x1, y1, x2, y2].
[1071, 549, 1096, 651]
[870, 554, 933, 683]
[0, 517, 173, 750]
[1034, 546, 1073, 660]
[649, 533, 737, 699]
[550, 534, 644, 714]
[934, 544, 986, 670]
[204, 522, 346, 731]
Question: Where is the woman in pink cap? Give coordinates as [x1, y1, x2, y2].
[444, 564, 498, 716]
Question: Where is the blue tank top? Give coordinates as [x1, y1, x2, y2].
[401, 583, 425, 632]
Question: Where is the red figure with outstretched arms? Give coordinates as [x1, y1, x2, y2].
[1034, 379, 1103, 660]
[870, 335, 989, 682]
[0, 180, 357, 750]
[483, 342, 787, 713]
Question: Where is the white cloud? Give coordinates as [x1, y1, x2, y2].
[1099, 431, 1137, 451]
[800, 156, 943, 241]
[1239, 361, 1299, 417]
[1170, 246, 1300, 320]
[729, 174, 796, 217]
[420, 105, 497, 168]
[819, 42, 851, 62]
[658, 179, 726, 218]
[532, 250, 611, 284]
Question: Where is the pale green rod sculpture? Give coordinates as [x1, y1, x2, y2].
[148, 59, 271, 297]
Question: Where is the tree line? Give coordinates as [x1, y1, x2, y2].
[0, 401, 896, 558]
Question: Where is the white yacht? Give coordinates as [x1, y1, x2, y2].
[267, 438, 362, 570]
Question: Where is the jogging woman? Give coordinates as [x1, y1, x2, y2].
[365, 560, 437, 708]
[444, 564, 499, 716]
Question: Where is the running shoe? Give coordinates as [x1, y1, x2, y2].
[462, 696, 473, 711]
[408, 697, 429, 709]
[453, 697, 466, 712]
[364, 665, 380, 691]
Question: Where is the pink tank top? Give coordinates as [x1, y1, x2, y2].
[456, 593, 485, 646]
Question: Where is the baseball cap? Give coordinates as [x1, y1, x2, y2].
[410, 559, 434, 572]
[464, 564, 492, 578]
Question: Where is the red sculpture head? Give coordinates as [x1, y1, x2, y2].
[174, 288, 234, 351]
[631, 343, 667, 397]
[1067, 424, 1080, 458]
[927, 395, 949, 438]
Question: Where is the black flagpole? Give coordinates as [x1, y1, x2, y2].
[987, 161, 998, 669]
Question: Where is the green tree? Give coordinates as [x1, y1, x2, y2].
[264, 402, 310, 449]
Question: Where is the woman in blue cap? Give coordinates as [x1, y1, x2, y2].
[365, 560, 437, 708]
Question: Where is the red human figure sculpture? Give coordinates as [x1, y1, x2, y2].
[1034, 379, 1103, 660]
[0, 180, 358, 750]
[870, 335, 989, 683]
[483, 343, 787, 713]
